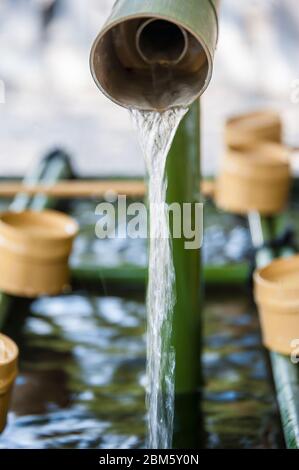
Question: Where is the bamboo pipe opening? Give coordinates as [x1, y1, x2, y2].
[90, 0, 219, 110]
[90, 19, 211, 111]
[136, 19, 188, 65]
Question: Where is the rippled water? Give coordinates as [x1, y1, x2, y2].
[130, 107, 188, 449]
[0, 197, 283, 449]
[0, 289, 282, 449]
[70, 199, 252, 272]
[203, 292, 283, 448]
[1, 294, 146, 449]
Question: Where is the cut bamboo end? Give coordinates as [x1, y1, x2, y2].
[0, 210, 78, 298]
[0, 334, 18, 434]
[215, 142, 291, 215]
[254, 255, 299, 355]
[90, 0, 219, 110]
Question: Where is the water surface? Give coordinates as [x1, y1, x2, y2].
[0, 289, 282, 449]
[0, 199, 282, 449]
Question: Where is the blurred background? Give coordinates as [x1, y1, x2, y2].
[0, 0, 299, 178]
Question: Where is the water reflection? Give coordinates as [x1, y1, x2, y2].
[203, 295, 283, 449]
[0, 290, 282, 449]
[1, 295, 146, 449]
[0, 196, 282, 449]
[70, 200, 252, 272]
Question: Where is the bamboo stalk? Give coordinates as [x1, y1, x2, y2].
[166, 101, 202, 396]
[10, 150, 73, 211]
[271, 351, 299, 448]
[29, 152, 74, 211]
[71, 262, 249, 287]
[0, 179, 215, 199]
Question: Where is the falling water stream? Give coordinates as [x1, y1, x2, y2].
[130, 107, 188, 449]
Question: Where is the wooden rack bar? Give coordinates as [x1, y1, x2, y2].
[0, 180, 215, 200]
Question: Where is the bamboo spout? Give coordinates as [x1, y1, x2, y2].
[90, 0, 220, 111]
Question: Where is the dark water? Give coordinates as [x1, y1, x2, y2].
[0, 289, 282, 449]
[1, 294, 147, 449]
[203, 292, 282, 449]
[0, 199, 283, 449]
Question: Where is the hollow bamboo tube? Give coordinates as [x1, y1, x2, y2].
[0, 179, 214, 199]
[71, 262, 248, 288]
[90, 0, 220, 111]
[10, 150, 73, 212]
[166, 101, 202, 449]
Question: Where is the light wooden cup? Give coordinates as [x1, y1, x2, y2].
[0, 334, 18, 433]
[0, 210, 78, 297]
[225, 111, 282, 151]
[254, 255, 299, 355]
[215, 142, 291, 215]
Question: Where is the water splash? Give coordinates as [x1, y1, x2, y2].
[130, 107, 188, 449]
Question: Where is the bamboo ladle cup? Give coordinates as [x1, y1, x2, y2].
[0, 334, 18, 433]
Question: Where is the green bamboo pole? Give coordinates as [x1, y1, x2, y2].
[10, 150, 73, 212]
[30, 151, 74, 211]
[71, 261, 249, 288]
[248, 213, 299, 449]
[10, 158, 48, 211]
[0, 150, 74, 331]
[271, 351, 299, 448]
[166, 101, 201, 395]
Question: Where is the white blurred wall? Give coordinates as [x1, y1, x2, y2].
[0, 0, 298, 177]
